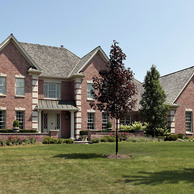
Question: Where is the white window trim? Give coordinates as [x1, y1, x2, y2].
[15, 107, 26, 111]
[15, 75, 25, 78]
[87, 80, 93, 84]
[87, 110, 96, 113]
[0, 73, 7, 77]
[0, 106, 7, 110]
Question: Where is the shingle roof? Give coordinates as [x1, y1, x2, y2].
[133, 79, 144, 111]
[70, 46, 101, 76]
[136, 66, 194, 109]
[159, 66, 194, 105]
[20, 42, 80, 78]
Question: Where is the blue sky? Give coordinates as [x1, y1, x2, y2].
[1, 0, 194, 82]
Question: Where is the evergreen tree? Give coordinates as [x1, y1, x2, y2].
[140, 65, 169, 136]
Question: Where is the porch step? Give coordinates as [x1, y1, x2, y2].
[74, 141, 90, 144]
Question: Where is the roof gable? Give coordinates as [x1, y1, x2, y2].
[0, 34, 41, 71]
[159, 66, 194, 105]
[70, 46, 109, 76]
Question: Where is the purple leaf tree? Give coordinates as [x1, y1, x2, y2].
[90, 40, 137, 155]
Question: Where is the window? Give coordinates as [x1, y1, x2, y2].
[15, 78, 25, 96]
[44, 83, 61, 99]
[43, 113, 48, 130]
[102, 112, 109, 130]
[87, 113, 95, 130]
[87, 83, 94, 99]
[0, 111, 6, 129]
[0, 77, 6, 95]
[56, 114, 60, 129]
[120, 115, 131, 125]
[186, 112, 192, 132]
[15, 111, 25, 129]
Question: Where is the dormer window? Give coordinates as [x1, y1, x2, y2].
[44, 82, 61, 99]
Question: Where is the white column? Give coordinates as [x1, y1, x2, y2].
[38, 110, 42, 133]
[70, 111, 75, 139]
[74, 78, 82, 138]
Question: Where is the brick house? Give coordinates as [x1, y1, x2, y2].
[0, 34, 116, 139]
[0, 34, 193, 138]
[128, 66, 194, 136]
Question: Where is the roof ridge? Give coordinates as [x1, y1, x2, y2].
[81, 46, 100, 59]
[160, 66, 194, 78]
[68, 46, 101, 77]
[19, 41, 80, 59]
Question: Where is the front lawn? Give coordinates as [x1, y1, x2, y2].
[0, 142, 194, 193]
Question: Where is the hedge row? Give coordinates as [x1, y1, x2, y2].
[0, 129, 38, 133]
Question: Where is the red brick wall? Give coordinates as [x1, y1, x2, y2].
[61, 81, 74, 100]
[174, 76, 194, 135]
[0, 42, 33, 129]
[0, 133, 47, 143]
[81, 52, 115, 130]
[38, 80, 44, 99]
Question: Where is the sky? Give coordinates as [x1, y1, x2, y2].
[1, 0, 194, 82]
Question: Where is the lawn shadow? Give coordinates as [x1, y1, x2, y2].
[118, 168, 194, 186]
[54, 153, 103, 159]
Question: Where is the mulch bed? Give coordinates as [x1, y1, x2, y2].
[103, 154, 131, 159]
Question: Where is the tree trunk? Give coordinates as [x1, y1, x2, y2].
[116, 118, 118, 155]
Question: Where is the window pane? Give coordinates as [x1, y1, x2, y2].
[0, 77, 6, 95]
[16, 111, 25, 129]
[186, 112, 192, 132]
[44, 113, 48, 129]
[102, 112, 109, 130]
[57, 114, 60, 129]
[120, 115, 131, 125]
[44, 83, 48, 97]
[44, 83, 61, 99]
[0, 111, 6, 129]
[87, 83, 94, 99]
[16, 78, 25, 95]
[87, 113, 95, 130]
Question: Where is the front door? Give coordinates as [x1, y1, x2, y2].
[44, 111, 61, 138]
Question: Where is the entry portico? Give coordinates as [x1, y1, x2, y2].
[36, 100, 78, 139]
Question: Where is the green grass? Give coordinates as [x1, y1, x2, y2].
[1, 142, 194, 193]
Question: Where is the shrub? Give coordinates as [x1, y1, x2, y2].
[80, 130, 88, 136]
[164, 135, 178, 141]
[127, 136, 158, 142]
[131, 121, 147, 131]
[19, 130, 38, 133]
[42, 136, 52, 144]
[91, 138, 100, 144]
[42, 137, 74, 144]
[64, 139, 74, 144]
[107, 121, 112, 129]
[0, 136, 36, 146]
[101, 135, 116, 142]
[0, 129, 14, 133]
[13, 120, 19, 128]
[119, 125, 131, 131]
